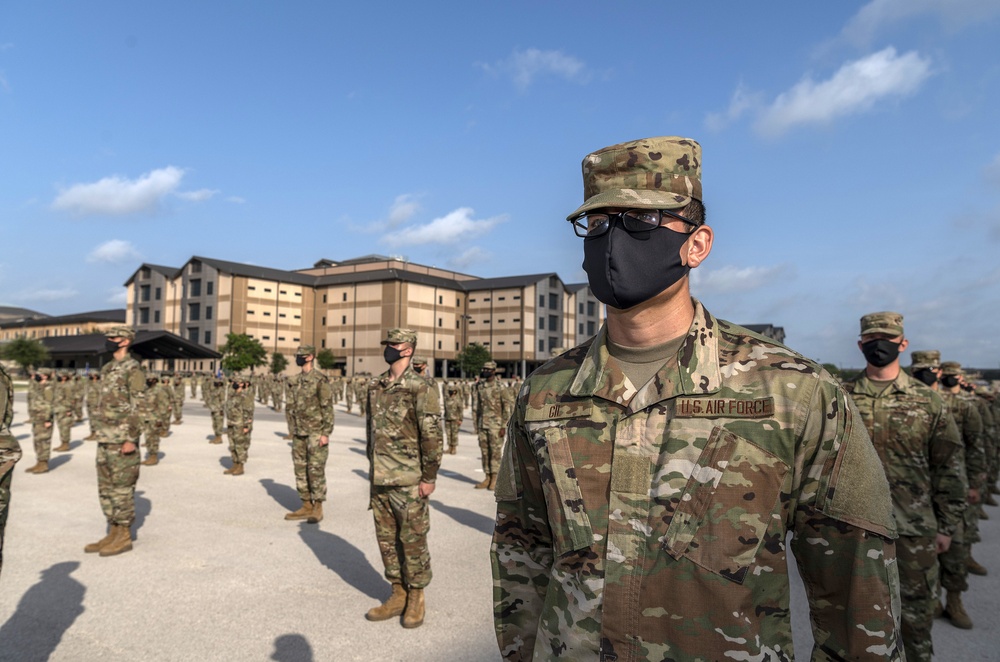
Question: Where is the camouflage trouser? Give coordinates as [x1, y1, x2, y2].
[358, 397, 367, 416]
[142, 419, 165, 455]
[96, 443, 140, 527]
[370, 485, 431, 589]
[210, 410, 225, 437]
[173, 395, 184, 421]
[291, 433, 329, 502]
[940, 539, 969, 593]
[445, 420, 461, 450]
[228, 426, 252, 464]
[271, 392, 282, 412]
[0, 460, 17, 578]
[56, 411, 73, 445]
[32, 422, 53, 461]
[477, 428, 504, 476]
[897, 536, 938, 662]
[190, 384, 197, 398]
[87, 410, 101, 438]
[345, 393, 353, 413]
[73, 400, 84, 420]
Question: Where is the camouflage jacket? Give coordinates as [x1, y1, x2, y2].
[53, 380, 74, 415]
[97, 356, 145, 444]
[0, 365, 21, 474]
[443, 388, 464, 422]
[85, 380, 101, 410]
[205, 380, 226, 412]
[225, 388, 255, 429]
[150, 383, 173, 420]
[475, 379, 514, 431]
[287, 369, 334, 436]
[28, 381, 54, 423]
[843, 370, 967, 537]
[366, 366, 443, 486]
[942, 391, 986, 485]
[492, 300, 901, 662]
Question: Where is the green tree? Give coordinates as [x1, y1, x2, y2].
[0, 336, 50, 375]
[270, 351, 289, 374]
[219, 333, 267, 373]
[457, 342, 492, 376]
[316, 348, 337, 371]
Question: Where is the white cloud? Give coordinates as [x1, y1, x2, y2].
[388, 194, 420, 227]
[449, 246, 490, 270]
[479, 48, 587, 91]
[841, 0, 1000, 46]
[227, 196, 246, 204]
[755, 48, 932, 137]
[52, 166, 185, 217]
[87, 239, 141, 264]
[175, 188, 219, 202]
[107, 289, 129, 305]
[704, 84, 763, 132]
[383, 207, 506, 247]
[691, 264, 790, 295]
[18, 287, 78, 303]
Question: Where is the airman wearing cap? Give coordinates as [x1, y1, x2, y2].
[492, 137, 903, 661]
[411, 355, 429, 378]
[911, 350, 942, 388]
[284, 340, 334, 524]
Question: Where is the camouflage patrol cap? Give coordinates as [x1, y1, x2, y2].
[940, 361, 963, 376]
[859, 311, 903, 337]
[910, 350, 940, 369]
[295, 344, 315, 356]
[412, 355, 427, 366]
[380, 328, 417, 345]
[37, 368, 53, 377]
[566, 136, 702, 221]
[483, 361, 497, 370]
[105, 325, 135, 340]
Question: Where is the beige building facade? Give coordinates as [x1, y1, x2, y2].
[0, 309, 126, 342]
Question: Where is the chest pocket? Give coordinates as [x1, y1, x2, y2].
[662, 426, 788, 583]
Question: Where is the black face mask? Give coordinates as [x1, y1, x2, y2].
[383, 346, 404, 365]
[941, 375, 960, 388]
[295, 356, 307, 367]
[146, 380, 158, 388]
[961, 383, 974, 392]
[481, 370, 494, 379]
[912, 368, 938, 386]
[860, 339, 901, 368]
[583, 219, 691, 310]
[105, 339, 122, 353]
[34, 374, 43, 382]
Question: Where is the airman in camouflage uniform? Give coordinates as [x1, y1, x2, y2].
[355, 376, 368, 417]
[443, 382, 464, 454]
[842, 313, 966, 662]
[284, 345, 334, 524]
[71, 373, 85, 422]
[474, 361, 513, 490]
[139, 375, 172, 466]
[25, 369, 55, 474]
[344, 375, 355, 413]
[84, 326, 146, 557]
[492, 137, 902, 662]
[205, 375, 227, 443]
[0, 364, 23, 578]
[365, 328, 442, 628]
[936, 360, 986, 629]
[52, 370, 75, 452]
[171, 372, 185, 423]
[84, 373, 101, 440]
[224, 376, 255, 476]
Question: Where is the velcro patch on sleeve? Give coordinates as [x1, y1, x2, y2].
[675, 397, 774, 419]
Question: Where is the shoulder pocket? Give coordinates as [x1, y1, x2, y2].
[528, 424, 594, 556]
[662, 427, 788, 583]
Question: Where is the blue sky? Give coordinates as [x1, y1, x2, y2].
[2, 1, 999, 369]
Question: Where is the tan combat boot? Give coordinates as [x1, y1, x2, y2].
[282, 433, 293, 440]
[284, 499, 313, 521]
[224, 462, 244, 476]
[25, 460, 49, 474]
[210, 435, 223, 444]
[53, 442, 71, 452]
[487, 475, 497, 491]
[98, 525, 133, 557]
[84, 527, 116, 553]
[980, 510, 989, 520]
[967, 556, 988, 576]
[141, 454, 159, 466]
[401, 588, 425, 628]
[365, 583, 407, 621]
[448, 446, 457, 455]
[474, 475, 491, 489]
[307, 501, 323, 523]
[945, 591, 973, 629]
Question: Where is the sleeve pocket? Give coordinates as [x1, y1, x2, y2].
[535, 426, 594, 556]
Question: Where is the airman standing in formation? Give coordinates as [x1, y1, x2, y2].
[139, 375, 172, 466]
[0, 363, 22, 578]
[171, 372, 185, 424]
[84, 374, 101, 440]
[442, 382, 463, 455]
[344, 374, 355, 414]
[224, 376, 255, 476]
[355, 376, 368, 418]
[71, 373, 85, 423]
[206, 375, 227, 444]
[25, 369, 54, 474]
[84, 326, 146, 557]
[473, 361, 512, 490]
[284, 345, 334, 524]
[365, 328, 442, 628]
[842, 314, 966, 662]
[52, 371, 75, 453]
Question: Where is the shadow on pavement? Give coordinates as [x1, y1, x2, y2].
[68, 440, 85, 451]
[297, 524, 387, 602]
[347, 447, 366, 457]
[271, 633, 314, 662]
[47, 455, 72, 471]
[259, 478, 302, 511]
[437, 468, 479, 486]
[0, 561, 86, 660]
[135, 490, 152, 534]
[430, 499, 494, 535]
[351, 438, 366, 445]
[351, 469, 369, 481]
[219, 456, 233, 470]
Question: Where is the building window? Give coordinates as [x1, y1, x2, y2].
[294, 292, 301, 297]
[513, 317, 520, 322]
[469, 320, 476, 325]
[264, 288, 272, 293]
[155, 287, 161, 300]
[280, 290, 287, 295]
[498, 319, 505, 324]
[262, 335, 270, 340]
[248, 310, 255, 315]
[140, 285, 150, 302]
[499, 296, 505, 301]
[279, 313, 286, 318]
[438, 295, 443, 304]
[587, 321, 596, 336]
[263, 311, 271, 316]
[484, 297, 491, 302]
[191, 262, 202, 274]
[549, 336, 559, 351]
[456, 298, 460, 307]
[321, 339, 326, 348]
[513, 341, 520, 345]
[549, 276, 558, 288]
[548, 315, 557, 332]
[140, 267, 151, 279]
[248, 285, 256, 291]
[456, 342, 459, 350]
[538, 318, 544, 330]
[342, 293, 347, 302]
[341, 339, 346, 348]
[437, 340, 442, 350]
[513, 295, 520, 300]
[204, 330, 212, 345]
[278, 337, 285, 341]
[153, 310, 160, 324]
[538, 339, 545, 352]
[498, 341, 505, 346]
[342, 315, 347, 325]
[294, 315, 301, 319]
[539, 295, 545, 308]
[322, 294, 327, 303]
[549, 293, 559, 309]
[438, 318, 442, 327]
[188, 328, 198, 342]
[206, 306, 213, 320]
[139, 308, 150, 324]
[456, 321, 460, 329]
[189, 303, 200, 321]
[470, 298, 476, 303]
[322, 316, 326, 325]
[293, 338, 299, 342]
[190, 279, 201, 297]
[579, 323, 584, 334]
[587, 301, 596, 317]
[579, 303, 584, 315]
[206, 282, 213, 296]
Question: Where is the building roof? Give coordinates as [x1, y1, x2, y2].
[39, 330, 221, 360]
[315, 268, 465, 291]
[463, 273, 558, 291]
[564, 283, 590, 294]
[0, 306, 48, 322]
[123, 263, 181, 286]
[188, 256, 317, 287]
[0, 309, 125, 330]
